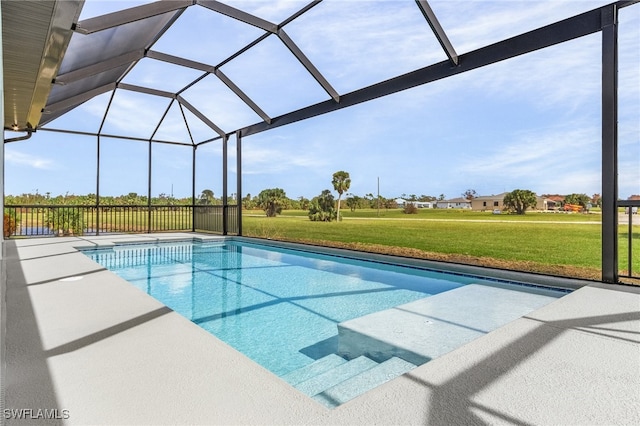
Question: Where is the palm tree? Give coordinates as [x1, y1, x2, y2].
[199, 189, 214, 205]
[332, 171, 351, 221]
[257, 188, 288, 217]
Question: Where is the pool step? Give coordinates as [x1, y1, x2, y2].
[337, 283, 561, 365]
[284, 284, 559, 408]
[281, 354, 347, 386]
[313, 356, 416, 408]
[294, 356, 378, 397]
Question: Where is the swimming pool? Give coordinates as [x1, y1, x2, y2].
[83, 239, 568, 407]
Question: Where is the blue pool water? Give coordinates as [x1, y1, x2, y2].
[84, 239, 567, 406]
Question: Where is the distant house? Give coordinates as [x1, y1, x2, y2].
[542, 194, 564, 210]
[626, 195, 640, 214]
[436, 197, 471, 209]
[470, 193, 508, 211]
[537, 197, 556, 210]
[395, 198, 433, 208]
[545, 194, 565, 204]
[471, 192, 556, 211]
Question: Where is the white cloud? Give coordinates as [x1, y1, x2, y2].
[80, 93, 112, 120]
[619, 9, 640, 122]
[417, 2, 620, 114]
[5, 151, 54, 170]
[538, 170, 601, 196]
[121, 58, 204, 94]
[87, 91, 173, 138]
[80, 87, 254, 143]
[459, 121, 601, 194]
[223, 0, 306, 22]
[447, 31, 602, 114]
[180, 74, 263, 133]
[285, 1, 445, 93]
[239, 144, 327, 175]
[79, 1, 156, 20]
[618, 169, 639, 198]
[434, 1, 611, 54]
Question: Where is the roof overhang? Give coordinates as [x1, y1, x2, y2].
[2, 0, 83, 132]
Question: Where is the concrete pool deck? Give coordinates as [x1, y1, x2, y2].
[1, 233, 639, 425]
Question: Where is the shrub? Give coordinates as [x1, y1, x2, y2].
[257, 188, 287, 217]
[45, 208, 84, 236]
[3, 213, 17, 237]
[309, 190, 336, 222]
[403, 203, 418, 214]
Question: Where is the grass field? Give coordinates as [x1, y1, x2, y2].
[243, 209, 639, 282]
[279, 208, 604, 222]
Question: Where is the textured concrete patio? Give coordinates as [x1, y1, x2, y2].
[1, 233, 639, 425]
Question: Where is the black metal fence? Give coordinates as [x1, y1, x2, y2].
[193, 205, 238, 234]
[3, 204, 239, 237]
[619, 200, 640, 279]
[86, 240, 241, 270]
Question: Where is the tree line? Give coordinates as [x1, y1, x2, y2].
[4, 191, 233, 206]
[5, 182, 614, 218]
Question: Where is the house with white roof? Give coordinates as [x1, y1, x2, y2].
[435, 197, 471, 209]
[395, 198, 433, 208]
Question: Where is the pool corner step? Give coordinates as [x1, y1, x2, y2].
[294, 356, 378, 397]
[281, 354, 347, 386]
[312, 357, 417, 408]
[337, 284, 561, 365]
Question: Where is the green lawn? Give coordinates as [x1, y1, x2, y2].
[243, 209, 639, 281]
[278, 208, 603, 222]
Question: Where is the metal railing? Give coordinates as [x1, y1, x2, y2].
[193, 205, 238, 234]
[618, 200, 640, 279]
[4, 204, 239, 237]
[87, 240, 242, 270]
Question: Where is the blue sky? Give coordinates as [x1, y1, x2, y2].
[4, 0, 639, 201]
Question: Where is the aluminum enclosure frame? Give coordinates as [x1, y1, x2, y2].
[5, 0, 639, 282]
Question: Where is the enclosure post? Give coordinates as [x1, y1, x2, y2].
[192, 145, 196, 232]
[96, 135, 100, 235]
[0, 6, 4, 247]
[97, 91, 115, 236]
[629, 212, 633, 277]
[0, 5, 5, 414]
[147, 140, 152, 233]
[236, 130, 242, 236]
[601, 4, 619, 283]
[222, 134, 228, 235]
